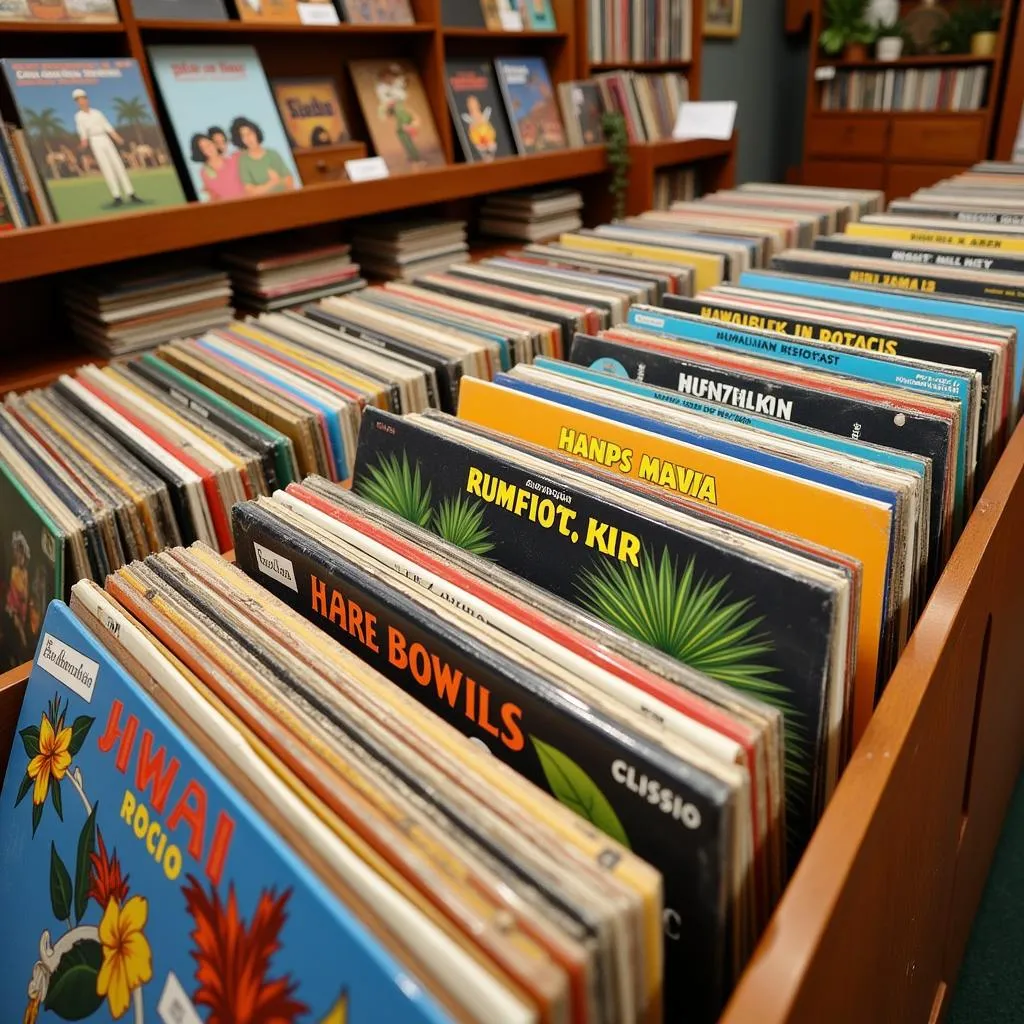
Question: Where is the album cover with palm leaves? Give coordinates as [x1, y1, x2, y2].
[230, 497, 738, 1021]
[351, 407, 841, 861]
[0, 601, 450, 1024]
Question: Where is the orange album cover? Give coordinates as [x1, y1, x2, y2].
[272, 77, 351, 150]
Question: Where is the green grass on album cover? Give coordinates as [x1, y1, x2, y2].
[46, 167, 186, 223]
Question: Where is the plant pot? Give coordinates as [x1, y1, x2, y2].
[876, 36, 904, 60]
[971, 31, 998, 57]
[844, 42, 870, 61]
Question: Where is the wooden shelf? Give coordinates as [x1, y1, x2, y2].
[135, 17, 435, 33]
[817, 53, 997, 70]
[0, 147, 608, 284]
[636, 136, 736, 169]
[0, 346, 98, 397]
[442, 27, 568, 38]
[0, 18, 124, 30]
[589, 58, 691, 70]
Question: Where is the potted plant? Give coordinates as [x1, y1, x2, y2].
[820, 0, 875, 60]
[970, 1, 1002, 57]
[875, 18, 905, 60]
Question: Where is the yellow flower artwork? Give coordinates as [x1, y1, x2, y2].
[26, 713, 72, 807]
[97, 896, 153, 1020]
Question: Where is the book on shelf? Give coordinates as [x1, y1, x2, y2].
[0, 58, 187, 225]
[131, 0, 227, 21]
[338, 0, 415, 20]
[148, 45, 303, 203]
[272, 78, 351, 151]
[494, 57, 568, 155]
[0, 0, 117, 21]
[350, 60, 447, 174]
[587, 0, 692, 65]
[558, 79, 606, 147]
[444, 59, 517, 164]
[595, 71, 688, 143]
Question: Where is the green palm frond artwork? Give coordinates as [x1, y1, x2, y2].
[356, 453, 433, 528]
[433, 494, 494, 555]
[576, 546, 808, 805]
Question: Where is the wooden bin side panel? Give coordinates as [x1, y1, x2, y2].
[721, 418, 1024, 1024]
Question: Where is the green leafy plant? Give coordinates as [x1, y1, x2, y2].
[433, 494, 494, 555]
[819, 0, 873, 54]
[601, 111, 630, 221]
[933, 1, 1001, 53]
[355, 452, 433, 528]
[530, 736, 630, 847]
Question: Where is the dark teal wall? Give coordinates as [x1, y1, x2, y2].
[700, 0, 810, 184]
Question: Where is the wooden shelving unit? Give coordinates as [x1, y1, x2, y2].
[799, 0, 1016, 198]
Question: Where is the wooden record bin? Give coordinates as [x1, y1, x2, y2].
[0, 418, 1020, 1023]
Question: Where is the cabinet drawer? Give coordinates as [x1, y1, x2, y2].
[802, 159, 886, 190]
[806, 117, 889, 158]
[887, 162, 972, 199]
[294, 142, 367, 183]
[888, 116, 985, 163]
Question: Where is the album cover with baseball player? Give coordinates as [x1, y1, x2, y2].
[0, 58, 186, 223]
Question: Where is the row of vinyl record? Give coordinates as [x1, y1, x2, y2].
[818, 64, 989, 113]
[5, 172, 1024, 1022]
[0, 50, 583, 230]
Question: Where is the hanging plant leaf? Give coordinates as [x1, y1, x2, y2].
[67, 716, 95, 757]
[43, 939, 104, 1020]
[530, 736, 630, 848]
[49, 841, 73, 922]
[73, 802, 97, 925]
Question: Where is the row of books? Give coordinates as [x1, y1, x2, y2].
[653, 165, 696, 209]
[7, 173, 1024, 1021]
[591, 70, 688, 143]
[819, 65, 989, 113]
[586, 0, 692, 65]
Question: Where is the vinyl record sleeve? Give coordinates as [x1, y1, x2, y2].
[0, 601, 456, 1024]
[231, 499, 737, 1023]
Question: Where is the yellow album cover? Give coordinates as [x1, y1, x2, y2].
[846, 221, 1024, 253]
[457, 377, 895, 741]
[272, 77, 351, 150]
[558, 232, 725, 292]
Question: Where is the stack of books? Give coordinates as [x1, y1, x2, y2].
[61, 261, 233, 356]
[222, 239, 366, 312]
[478, 189, 584, 242]
[594, 71, 688, 143]
[351, 219, 470, 280]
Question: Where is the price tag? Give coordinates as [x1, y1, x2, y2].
[345, 156, 390, 182]
[297, 1, 340, 23]
[815, 66, 837, 81]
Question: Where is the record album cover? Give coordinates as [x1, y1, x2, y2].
[0, 601, 453, 1024]
[494, 57, 567, 154]
[444, 59, 514, 163]
[349, 60, 446, 173]
[0, 59, 186, 223]
[272, 77, 350, 150]
[339, 0, 415, 21]
[148, 46, 302, 202]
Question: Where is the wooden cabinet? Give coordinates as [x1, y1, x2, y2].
[798, 2, 1015, 201]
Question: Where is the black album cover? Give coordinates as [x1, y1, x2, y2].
[813, 234, 1024, 274]
[352, 406, 839, 862]
[444, 60, 516, 163]
[663, 292, 999, 484]
[570, 331, 953, 586]
[231, 497, 735, 1023]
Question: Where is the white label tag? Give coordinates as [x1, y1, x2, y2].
[37, 633, 99, 704]
[499, 7, 523, 29]
[345, 156, 390, 182]
[297, 1, 340, 22]
[672, 100, 737, 141]
[815, 66, 837, 81]
[158, 972, 203, 1024]
[253, 542, 298, 592]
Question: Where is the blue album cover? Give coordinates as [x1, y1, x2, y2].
[148, 46, 302, 203]
[0, 601, 452, 1024]
[626, 303, 973, 521]
[739, 268, 1024, 416]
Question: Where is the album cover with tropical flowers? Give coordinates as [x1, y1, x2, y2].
[0, 600, 451, 1024]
